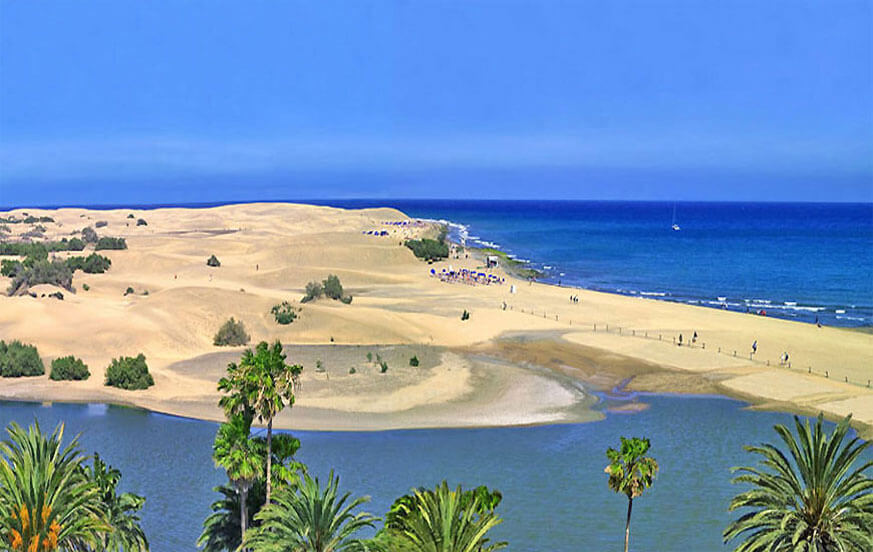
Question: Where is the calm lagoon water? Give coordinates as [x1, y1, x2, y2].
[2, 396, 867, 551]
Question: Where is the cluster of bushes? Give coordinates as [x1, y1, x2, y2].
[50, 355, 90, 381]
[81, 226, 98, 243]
[409, 355, 419, 367]
[0, 215, 55, 224]
[271, 301, 298, 325]
[0, 340, 44, 377]
[214, 317, 250, 346]
[364, 351, 389, 373]
[7, 258, 73, 295]
[136, 218, 148, 226]
[405, 238, 449, 261]
[206, 255, 221, 267]
[301, 274, 352, 304]
[66, 253, 112, 274]
[95, 236, 127, 250]
[105, 354, 154, 390]
[95, 220, 108, 228]
[0, 238, 87, 257]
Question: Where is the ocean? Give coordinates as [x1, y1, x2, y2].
[313, 200, 873, 328]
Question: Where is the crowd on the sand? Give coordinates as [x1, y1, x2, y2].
[430, 267, 505, 286]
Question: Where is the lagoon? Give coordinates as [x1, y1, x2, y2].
[1, 396, 866, 551]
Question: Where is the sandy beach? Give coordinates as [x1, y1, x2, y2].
[1, 203, 871, 437]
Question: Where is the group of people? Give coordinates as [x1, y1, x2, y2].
[430, 267, 505, 287]
[569, 294, 580, 304]
[676, 331, 699, 346]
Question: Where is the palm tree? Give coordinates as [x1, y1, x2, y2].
[0, 421, 108, 551]
[219, 340, 302, 505]
[86, 453, 149, 552]
[243, 471, 378, 552]
[386, 481, 507, 552]
[724, 413, 873, 551]
[212, 415, 264, 546]
[198, 433, 305, 552]
[604, 436, 659, 552]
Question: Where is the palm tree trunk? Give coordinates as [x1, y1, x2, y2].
[266, 417, 273, 504]
[240, 487, 248, 551]
[624, 497, 633, 552]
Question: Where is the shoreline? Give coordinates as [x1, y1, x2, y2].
[1, 202, 871, 439]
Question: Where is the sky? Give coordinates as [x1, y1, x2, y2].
[1, 0, 871, 206]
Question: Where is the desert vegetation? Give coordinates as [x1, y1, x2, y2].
[214, 317, 250, 346]
[95, 236, 127, 250]
[0, 340, 44, 377]
[49, 355, 91, 381]
[66, 253, 111, 274]
[207, 254, 221, 267]
[104, 354, 154, 390]
[301, 274, 352, 304]
[271, 302, 298, 325]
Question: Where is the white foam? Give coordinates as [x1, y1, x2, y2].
[640, 291, 667, 296]
[784, 301, 797, 306]
[717, 296, 726, 302]
[835, 309, 846, 314]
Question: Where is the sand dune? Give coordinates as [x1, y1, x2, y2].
[1, 203, 870, 436]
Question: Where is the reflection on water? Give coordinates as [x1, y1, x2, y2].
[0, 396, 867, 551]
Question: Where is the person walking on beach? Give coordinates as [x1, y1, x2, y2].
[692, 331, 697, 344]
[751, 340, 757, 355]
[678, 334, 683, 347]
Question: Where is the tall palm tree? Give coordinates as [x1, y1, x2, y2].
[218, 340, 302, 504]
[243, 471, 378, 552]
[212, 415, 263, 546]
[86, 453, 149, 552]
[386, 481, 507, 552]
[0, 421, 108, 551]
[724, 413, 873, 551]
[604, 436, 659, 552]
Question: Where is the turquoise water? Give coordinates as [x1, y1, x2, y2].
[2, 396, 867, 551]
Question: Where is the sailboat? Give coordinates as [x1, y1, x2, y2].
[671, 205, 681, 231]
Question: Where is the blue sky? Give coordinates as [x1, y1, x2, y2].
[1, 0, 871, 206]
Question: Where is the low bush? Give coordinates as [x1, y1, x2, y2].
[95, 237, 127, 250]
[409, 355, 419, 367]
[127, 214, 135, 219]
[0, 241, 48, 258]
[136, 218, 148, 226]
[301, 281, 323, 303]
[1, 259, 21, 277]
[50, 355, 90, 381]
[104, 354, 154, 390]
[7, 258, 73, 296]
[0, 340, 45, 377]
[405, 238, 449, 261]
[379, 361, 389, 374]
[206, 255, 221, 267]
[349, 367, 356, 374]
[95, 221, 108, 228]
[81, 227, 98, 243]
[340, 295, 353, 304]
[213, 317, 250, 346]
[461, 309, 470, 321]
[82, 283, 90, 291]
[124, 287, 135, 296]
[315, 360, 325, 373]
[66, 253, 111, 274]
[323, 274, 344, 300]
[48, 291, 63, 300]
[271, 301, 297, 325]
[366, 352, 373, 363]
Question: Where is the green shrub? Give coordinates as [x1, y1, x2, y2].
[7, 258, 73, 296]
[50, 355, 90, 381]
[213, 317, 250, 346]
[301, 281, 323, 303]
[340, 295, 353, 304]
[349, 367, 356, 374]
[48, 291, 64, 300]
[315, 360, 325, 373]
[0, 241, 48, 258]
[66, 253, 111, 274]
[1, 259, 21, 277]
[124, 287, 135, 296]
[0, 340, 45, 377]
[104, 354, 154, 390]
[271, 301, 297, 324]
[136, 218, 148, 226]
[461, 309, 470, 321]
[380, 361, 388, 374]
[81, 227, 98, 243]
[206, 255, 221, 267]
[23, 215, 54, 224]
[127, 214, 135, 219]
[409, 355, 419, 367]
[95, 221, 108, 228]
[366, 352, 373, 363]
[323, 274, 344, 300]
[82, 283, 90, 291]
[405, 238, 449, 261]
[95, 237, 127, 250]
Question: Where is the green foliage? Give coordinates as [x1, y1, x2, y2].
[50, 355, 90, 381]
[243, 471, 378, 552]
[95, 221, 108, 228]
[124, 286, 135, 296]
[82, 283, 90, 291]
[724, 414, 873, 551]
[104, 354, 154, 390]
[322, 274, 344, 300]
[379, 361, 388, 374]
[1, 259, 21, 277]
[461, 309, 470, 321]
[405, 238, 449, 261]
[381, 481, 507, 552]
[349, 367, 356, 375]
[0, 340, 45, 377]
[136, 218, 147, 226]
[409, 355, 419, 367]
[81, 226, 98, 243]
[87, 453, 149, 552]
[271, 301, 298, 325]
[7, 258, 74, 295]
[214, 317, 250, 346]
[366, 352, 373, 363]
[207, 254, 221, 267]
[605, 437, 659, 552]
[302, 281, 323, 303]
[127, 214, 135, 219]
[66, 253, 111, 274]
[22, 215, 54, 224]
[315, 360, 325, 373]
[0, 241, 49, 258]
[95, 236, 127, 250]
[0, 421, 109, 550]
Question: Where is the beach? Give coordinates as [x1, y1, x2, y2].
[1, 202, 871, 437]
